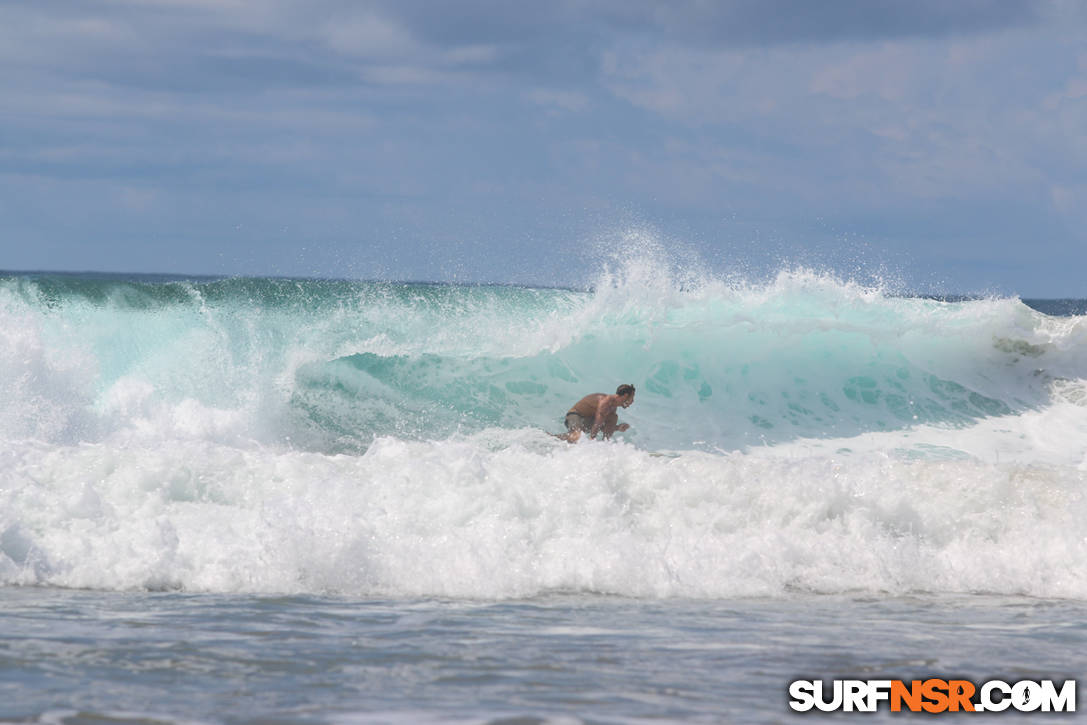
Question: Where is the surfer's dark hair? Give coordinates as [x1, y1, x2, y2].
[616, 384, 635, 397]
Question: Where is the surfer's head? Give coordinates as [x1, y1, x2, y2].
[616, 383, 636, 406]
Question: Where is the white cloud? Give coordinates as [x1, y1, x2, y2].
[444, 44, 502, 65]
[359, 64, 455, 86]
[525, 88, 589, 113]
[116, 185, 160, 212]
[596, 25, 1087, 212]
[808, 43, 920, 102]
[322, 11, 419, 59]
[1050, 183, 1087, 214]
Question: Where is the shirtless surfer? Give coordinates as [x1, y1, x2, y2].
[557, 384, 635, 442]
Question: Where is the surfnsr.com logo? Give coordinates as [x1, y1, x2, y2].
[789, 679, 1076, 713]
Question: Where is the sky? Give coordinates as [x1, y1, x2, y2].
[1, 0, 1085, 295]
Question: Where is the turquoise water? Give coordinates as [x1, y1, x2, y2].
[2, 269, 1079, 453]
[2, 265, 1086, 722]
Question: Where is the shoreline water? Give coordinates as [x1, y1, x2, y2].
[3, 587, 1084, 724]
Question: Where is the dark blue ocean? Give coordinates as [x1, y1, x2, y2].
[2, 264, 1085, 723]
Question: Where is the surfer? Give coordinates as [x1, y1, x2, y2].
[557, 384, 635, 442]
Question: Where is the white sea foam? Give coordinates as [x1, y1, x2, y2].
[2, 429, 1085, 599]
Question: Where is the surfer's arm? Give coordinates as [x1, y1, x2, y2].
[590, 412, 605, 439]
[588, 395, 612, 438]
[602, 417, 628, 438]
[595, 409, 629, 439]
